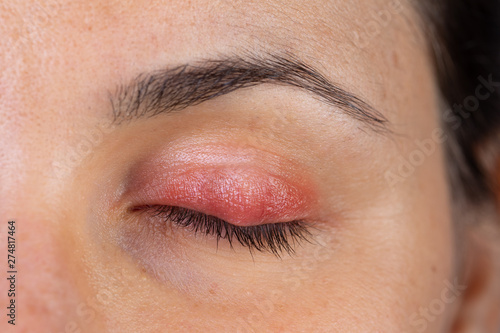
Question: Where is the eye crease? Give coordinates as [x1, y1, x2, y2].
[134, 205, 312, 258]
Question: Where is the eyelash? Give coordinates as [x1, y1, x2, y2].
[141, 205, 312, 257]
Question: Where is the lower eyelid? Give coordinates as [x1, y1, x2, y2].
[117, 209, 311, 301]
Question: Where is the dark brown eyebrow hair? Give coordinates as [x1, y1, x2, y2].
[110, 53, 388, 131]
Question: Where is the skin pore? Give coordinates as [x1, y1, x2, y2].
[0, 0, 498, 332]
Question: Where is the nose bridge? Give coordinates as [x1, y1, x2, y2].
[0, 21, 84, 333]
[0, 175, 83, 333]
[11, 220, 81, 332]
[0, 125, 83, 332]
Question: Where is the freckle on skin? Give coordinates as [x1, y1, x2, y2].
[209, 283, 218, 295]
[392, 51, 399, 68]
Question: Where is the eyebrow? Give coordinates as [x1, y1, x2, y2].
[110, 53, 388, 131]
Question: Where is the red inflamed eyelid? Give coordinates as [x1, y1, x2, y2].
[130, 166, 317, 226]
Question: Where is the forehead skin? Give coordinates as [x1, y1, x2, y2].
[0, 1, 454, 333]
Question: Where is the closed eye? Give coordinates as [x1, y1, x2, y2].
[135, 205, 312, 258]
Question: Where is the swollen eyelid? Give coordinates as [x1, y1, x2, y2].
[125, 143, 319, 227]
[139, 168, 313, 226]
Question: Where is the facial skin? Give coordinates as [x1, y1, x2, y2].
[0, 0, 499, 332]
